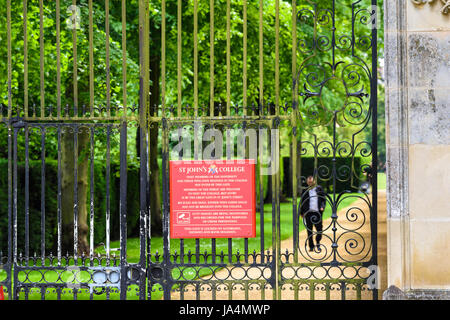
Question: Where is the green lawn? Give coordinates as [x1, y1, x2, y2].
[378, 172, 386, 190]
[8, 193, 364, 300]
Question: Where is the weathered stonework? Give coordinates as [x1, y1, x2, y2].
[408, 33, 450, 88]
[383, 285, 450, 300]
[408, 0, 450, 31]
[384, 0, 450, 299]
[408, 88, 450, 145]
[411, 0, 450, 15]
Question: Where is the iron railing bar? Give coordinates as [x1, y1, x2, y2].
[106, 0, 111, 118]
[259, 126, 265, 264]
[56, 0, 61, 118]
[203, 127, 216, 267]
[226, 0, 231, 116]
[147, 85, 156, 293]
[357, 282, 362, 300]
[259, 0, 264, 115]
[209, 0, 214, 117]
[195, 283, 200, 300]
[21, 123, 123, 129]
[190, 125, 206, 267]
[243, 126, 249, 265]
[119, 122, 128, 300]
[73, 127, 79, 265]
[138, 261, 259, 269]
[194, 0, 198, 117]
[178, 127, 185, 265]
[271, 126, 279, 300]
[195, 239, 200, 265]
[341, 281, 346, 300]
[275, 0, 280, 116]
[161, 0, 166, 117]
[6, 124, 12, 298]
[41, 127, 46, 265]
[148, 115, 291, 123]
[39, 0, 45, 118]
[57, 126, 62, 266]
[351, 3, 356, 57]
[0, 115, 143, 122]
[332, 0, 336, 70]
[7, 0, 12, 118]
[24, 125, 30, 265]
[72, 0, 78, 117]
[291, 0, 299, 268]
[180, 240, 184, 265]
[292, 130, 298, 264]
[331, 114, 338, 265]
[89, 0, 94, 116]
[22, 116, 140, 122]
[139, 0, 150, 301]
[106, 125, 111, 265]
[12, 127, 18, 268]
[211, 238, 216, 265]
[89, 127, 95, 261]
[261, 281, 265, 300]
[244, 282, 249, 300]
[24, 0, 28, 117]
[370, 0, 379, 300]
[193, 128, 200, 266]
[243, 0, 247, 115]
[177, 0, 182, 116]
[161, 125, 170, 299]
[122, 0, 127, 117]
[180, 283, 184, 300]
[325, 283, 330, 300]
[293, 282, 298, 300]
[226, 129, 232, 265]
[275, 125, 281, 300]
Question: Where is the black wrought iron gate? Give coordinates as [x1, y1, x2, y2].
[0, 0, 378, 300]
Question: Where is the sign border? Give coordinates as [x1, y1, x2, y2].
[169, 159, 256, 239]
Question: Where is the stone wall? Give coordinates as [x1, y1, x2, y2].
[384, 0, 450, 298]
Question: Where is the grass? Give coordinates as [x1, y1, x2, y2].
[3, 193, 363, 300]
[377, 172, 386, 190]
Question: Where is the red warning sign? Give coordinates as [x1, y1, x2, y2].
[170, 159, 256, 239]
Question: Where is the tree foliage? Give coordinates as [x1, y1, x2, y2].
[0, 1, 385, 247]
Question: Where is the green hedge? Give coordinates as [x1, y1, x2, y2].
[0, 160, 141, 254]
[282, 157, 364, 197]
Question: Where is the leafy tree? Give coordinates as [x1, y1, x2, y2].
[0, 0, 385, 251]
[0, 0, 140, 253]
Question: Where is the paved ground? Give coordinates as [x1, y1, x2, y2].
[168, 190, 387, 300]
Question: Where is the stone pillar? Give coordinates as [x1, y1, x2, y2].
[384, 0, 450, 299]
